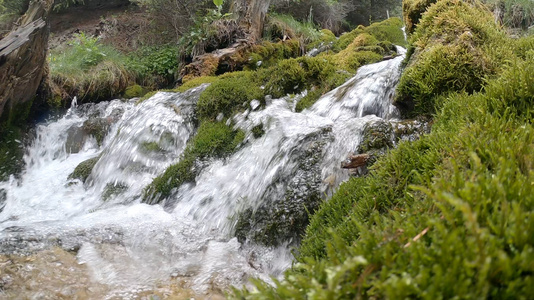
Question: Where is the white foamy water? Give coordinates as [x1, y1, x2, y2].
[0, 49, 405, 298]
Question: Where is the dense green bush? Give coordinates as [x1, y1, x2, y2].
[125, 45, 180, 87]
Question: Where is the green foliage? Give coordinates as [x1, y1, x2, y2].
[49, 32, 133, 104]
[68, 156, 100, 183]
[125, 45, 179, 87]
[143, 121, 244, 204]
[483, 0, 534, 29]
[265, 13, 321, 45]
[197, 72, 264, 121]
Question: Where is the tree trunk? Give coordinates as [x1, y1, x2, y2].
[231, 0, 271, 42]
[0, 0, 53, 122]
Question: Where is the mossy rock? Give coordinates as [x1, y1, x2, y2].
[82, 118, 112, 146]
[176, 76, 218, 93]
[143, 121, 245, 204]
[124, 85, 145, 98]
[251, 124, 265, 139]
[102, 182, 128, 201]
[358, 120, 394, 154]
[403, 0, 438, 34]
[0, 126, 24, 181]
[68, 156, 100, 183]
[396, 0, 509, 117]
[197, 71, 264, 121]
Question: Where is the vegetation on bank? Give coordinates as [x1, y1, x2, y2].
[231, 0, 534, 298]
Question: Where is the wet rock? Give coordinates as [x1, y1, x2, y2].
[82, 117, 112, 146]
[0, 188, 6, 213]
[358, 119, 394, 153]
[235, 131, 330, 247]
[65, 125, 87, 153]
[341, 154, 370, 169]
[101, 182, 128, 201]
[392, 117, 432, 142]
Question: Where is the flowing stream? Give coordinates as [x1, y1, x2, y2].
[0, 49, 405, 298]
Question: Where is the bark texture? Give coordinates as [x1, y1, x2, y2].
[231, 0, 271, 42]
[0, 0, 53, 121]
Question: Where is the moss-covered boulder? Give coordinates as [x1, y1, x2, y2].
[68, 156, 100, 183]
[196, 72, 264, 121]
[395, 0, 511, 117]
[143, 121, 245, 204]
[403, 0, 438, 34]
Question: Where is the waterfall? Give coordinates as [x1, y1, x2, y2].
[0, 49, 405, 298]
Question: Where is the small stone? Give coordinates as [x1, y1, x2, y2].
[216, 113, 224, 122]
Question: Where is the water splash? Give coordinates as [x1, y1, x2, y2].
[0, 50, 405, 297]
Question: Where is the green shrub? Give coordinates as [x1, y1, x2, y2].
[125, 45, 180, 87]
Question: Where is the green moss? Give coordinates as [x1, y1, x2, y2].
[485, 51, 534, 119]
[68, 156, 100, 183]
[333, 18, 405, 52]
[307, 29, 337, 51]
[364, 17, 407, 46]
[142, 155, 195, 204]
[246, 40, 302, 70]
[190, 121, 244, 159]
[197, 72, 264, 121]
[251, 124, 265, 138]
[396, 0, 511, 117]
[143, 121, 245, 204]
[264, 58, 308, 98]
[176, 76, 218, 93]
[124, 85, 145, 98]
[403, 0, 438, 34]
[296, 89, 323, 112]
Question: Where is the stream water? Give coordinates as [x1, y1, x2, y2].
[0, 49, 405, 299]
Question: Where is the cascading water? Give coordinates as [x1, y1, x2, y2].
[0, 48, 406, 298]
